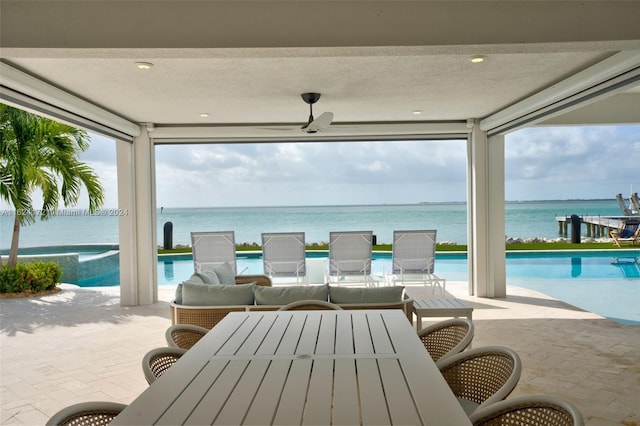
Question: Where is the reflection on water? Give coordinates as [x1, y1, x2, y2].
[571, 257, 582, 278]
[611, 257, 640, 279]
[164, 260, 174, 280]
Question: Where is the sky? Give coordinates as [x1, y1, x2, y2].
[13, 124, 640, 209]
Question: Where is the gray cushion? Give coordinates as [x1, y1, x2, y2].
[214, 262, 235, 285]
[174, 274, 205, 304]
[253, 284, 329, 305]
[328, 285, 405, 304]
[182, 282, 255, 306]
[194, 269, 221, 285]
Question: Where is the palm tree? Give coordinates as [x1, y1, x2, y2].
[0, 104, 104, 268]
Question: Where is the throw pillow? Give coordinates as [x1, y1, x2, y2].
[194, 269, 221, 285]
[182, 282, 256, 306]
[328, 285, 405, 304]
[253, 284, 329, 305]
[174, 274, 206, 304]
[213, 262, 236, 285]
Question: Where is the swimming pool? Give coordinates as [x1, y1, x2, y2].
[83, 249, 640, 325]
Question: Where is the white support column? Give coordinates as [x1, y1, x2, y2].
[467, 122, 506, 297]
[116, 127, 158, 306]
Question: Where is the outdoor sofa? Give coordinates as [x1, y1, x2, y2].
[169, 263, 414, 329]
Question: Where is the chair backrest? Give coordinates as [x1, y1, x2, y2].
[438, 345, 522, 413]
[165, 324, 209, 350]
[329, 231, 373, 276]
[278, 300, 344, 311]
[191, 231, 237, 274]
[417, 318, 474, 366]
[262, 232, 306, 278]
[392, 230, 437, 275]
[469, 394, 585, 426]
[620, 222, 640, 238]
[46, 401, 127, 426]
[142, 347, 187, 384]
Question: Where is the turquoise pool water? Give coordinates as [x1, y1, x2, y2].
[82, 250, 640, 325]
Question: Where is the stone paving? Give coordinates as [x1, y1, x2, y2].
[1, 282, 638, 425]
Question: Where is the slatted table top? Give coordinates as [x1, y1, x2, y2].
[112, 310, 470, 426]
[413, 297, 473, 312]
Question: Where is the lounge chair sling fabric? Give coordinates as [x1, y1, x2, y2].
[393, 230, 437, 275]
[392, 230, 445, 293]
[262, 232, 306, 280]
[328, 231, 373, 285]
[620, 223, 639, 238]
[191, 231, 237, 274]
[610, 222, 640, 247]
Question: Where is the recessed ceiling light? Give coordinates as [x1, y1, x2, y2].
[199, 113, 209, 118]
[135, 62, 153, 70]
[470, 56, 486, 64]
[413, 110, 422, 115]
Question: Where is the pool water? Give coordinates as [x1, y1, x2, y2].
[157, 251, 640, 283]
[85, 250, 640, 325]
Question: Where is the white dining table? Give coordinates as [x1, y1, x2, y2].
[112, 310, 471, 425]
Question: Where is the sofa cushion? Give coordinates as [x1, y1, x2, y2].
[214, 262, 236, 285]
[194, 269, 221, 285]
[182, 282, 256, 306]
[328, 285, 405, 304]
[174, 274, 206, 304]
[253, 284, 329, 305]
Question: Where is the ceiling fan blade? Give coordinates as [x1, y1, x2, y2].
[305, 111, 334, 133]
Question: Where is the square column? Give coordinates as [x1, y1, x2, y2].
[116, 128, 158, 305]
[467, 124, 506, 297]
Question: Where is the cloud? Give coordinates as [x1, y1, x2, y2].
[46, 124, 637, 209]
[151, 139, 470, 206]
[504, 125, 639, 200]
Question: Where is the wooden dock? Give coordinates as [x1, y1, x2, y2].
[555, 215, 637, 238]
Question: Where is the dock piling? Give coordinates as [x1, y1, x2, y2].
[570, 214, 581, 243]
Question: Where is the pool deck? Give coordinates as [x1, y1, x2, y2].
[1, 281, 638, 425]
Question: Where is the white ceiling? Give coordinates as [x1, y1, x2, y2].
[1, 1, 640, 141]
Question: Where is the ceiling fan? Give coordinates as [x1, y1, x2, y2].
[300, 92, 334, 133]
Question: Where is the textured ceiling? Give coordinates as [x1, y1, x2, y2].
[1, 1, 640, 137]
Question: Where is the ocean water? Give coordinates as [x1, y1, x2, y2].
[0, 199, 628, 249]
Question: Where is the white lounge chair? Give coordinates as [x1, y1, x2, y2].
[391, 230, 446, 294]
[190, 231, 237, 274]
[261, 232, 307, 283]
[327, 231, 374, 286]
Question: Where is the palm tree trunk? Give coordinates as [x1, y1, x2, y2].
[8, 212, 21, 268]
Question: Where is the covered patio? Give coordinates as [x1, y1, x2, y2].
[1, 281, 638, 423]
[2, 1, 639, 305]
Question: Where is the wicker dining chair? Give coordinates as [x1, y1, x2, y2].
[278, 299, 344, 311]
[438, 345, 522, 416]
[417, 318, 474, 367]
[469, 394, 585, 426]
[165, 324, 209, 350]
[142, 347, 187, 384]
[46, 401, 127, 426]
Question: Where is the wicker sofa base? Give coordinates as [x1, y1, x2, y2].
[170, 297, 414, 329]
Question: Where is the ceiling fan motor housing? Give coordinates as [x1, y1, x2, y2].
[301, 93, 321, 104]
